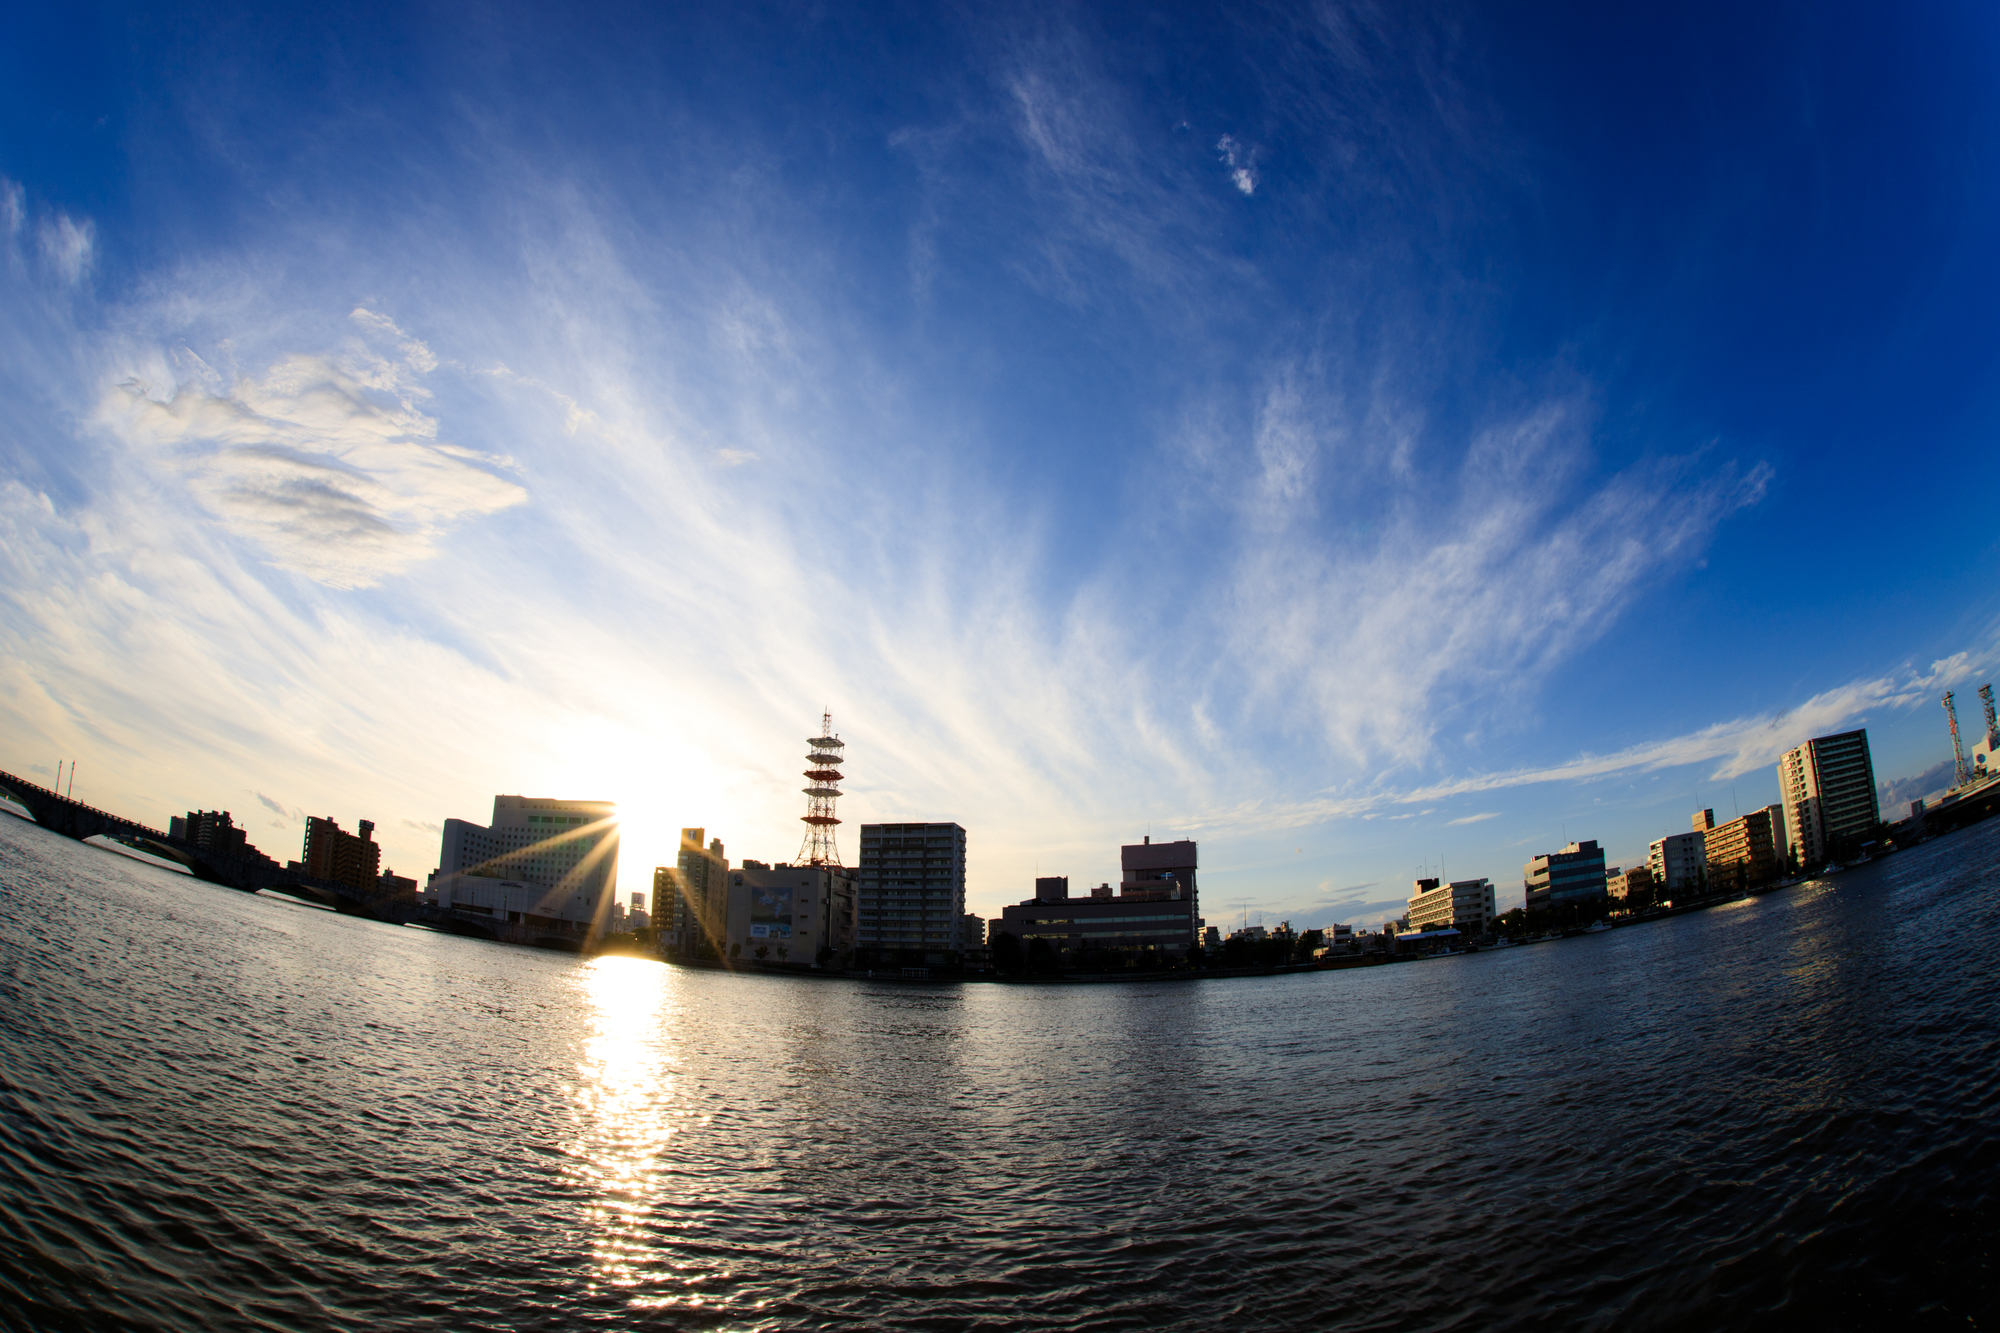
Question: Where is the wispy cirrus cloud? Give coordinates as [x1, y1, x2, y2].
[97, 311, 525, 589]
[38, 214, 94, 285]
[1199, 382, 1773, 767]
[1181, 651, 1988, 839]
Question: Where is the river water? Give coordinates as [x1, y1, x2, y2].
[1, 809, 1995, 1331]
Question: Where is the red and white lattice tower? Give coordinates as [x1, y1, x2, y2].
[797, 710, 845, 867]
[1945, 691, 1971, 789]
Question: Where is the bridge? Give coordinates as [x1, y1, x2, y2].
[0, 769, 418, 923]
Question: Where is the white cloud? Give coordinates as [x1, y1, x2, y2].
[349, 307, 438, 374]
[38, 214, 94, 284]
[1447, 811, 1498, 825]
[1878, 759, 1955, 817]
[1188, 651, 1990, 838]
[1219, 392, 1772, 769]
[97, 330, 526, 589]
[1217, 134, 1257, 194]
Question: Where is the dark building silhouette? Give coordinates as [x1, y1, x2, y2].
[170, 810, 248, 856]
[1121, 837, 1198, 910]
[302, 816, 382, 892]
[996, 837, 1201, 959]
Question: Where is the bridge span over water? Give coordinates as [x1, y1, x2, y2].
[0, 770, 417, 922]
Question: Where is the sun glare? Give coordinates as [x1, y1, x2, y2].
[567, 956, 680, 1290]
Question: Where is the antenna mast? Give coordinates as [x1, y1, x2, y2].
[797, 709, 845, 867]
[1945, 692, 1971, 789]
[1981, 683, 1998, 746]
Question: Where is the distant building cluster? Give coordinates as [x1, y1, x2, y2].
[1503, 727, 1891, 930]
[310, 718, 1907, 968]
[639, 717, 972, 973]
[124, 700, 1983, 974]
[170, 809, 248, 856]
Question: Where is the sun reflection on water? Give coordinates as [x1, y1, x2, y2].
[567, 955, 680, 1292]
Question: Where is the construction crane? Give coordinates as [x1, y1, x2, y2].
[1944, 691, 1971, 789]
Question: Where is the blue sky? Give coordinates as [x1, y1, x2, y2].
[4, 1, 1999, 930]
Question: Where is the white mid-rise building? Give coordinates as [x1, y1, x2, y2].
[431, 795, 620, 937]
[1648, 830, 1706, 896]
[724, 864, 857, 964]
[1406, 878, 1497, 933]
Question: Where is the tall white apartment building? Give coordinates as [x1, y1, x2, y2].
[1776, 730, 1880, 864]
[1648, 829, 1706, 896]
[431, 795, 620, 936]
[855, 822, 968, 958]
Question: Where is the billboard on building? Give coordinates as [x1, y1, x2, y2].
[749, 885, 793, 939]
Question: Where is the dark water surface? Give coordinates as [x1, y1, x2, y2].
[2, 811, 1997, 1331]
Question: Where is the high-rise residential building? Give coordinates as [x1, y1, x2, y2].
[1648, 830, 1706, 896]
[655, 829, 730, 957]
[1523, 839, 1608, 912]
[431, 795, 620, 938]
[301, 815, 382, 892]
[1406, 877, 1497, 933]
[660, 868, 692, 948]
[1775, 730, 1881, 864]
[1703, 807, 1783, 893]
[855, 822, 968, 959]
[961, 913, 985, 948]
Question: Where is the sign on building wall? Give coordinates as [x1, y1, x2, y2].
[750, 886, 793, 939]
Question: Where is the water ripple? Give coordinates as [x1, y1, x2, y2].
[3, 813, 1999, 1330]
